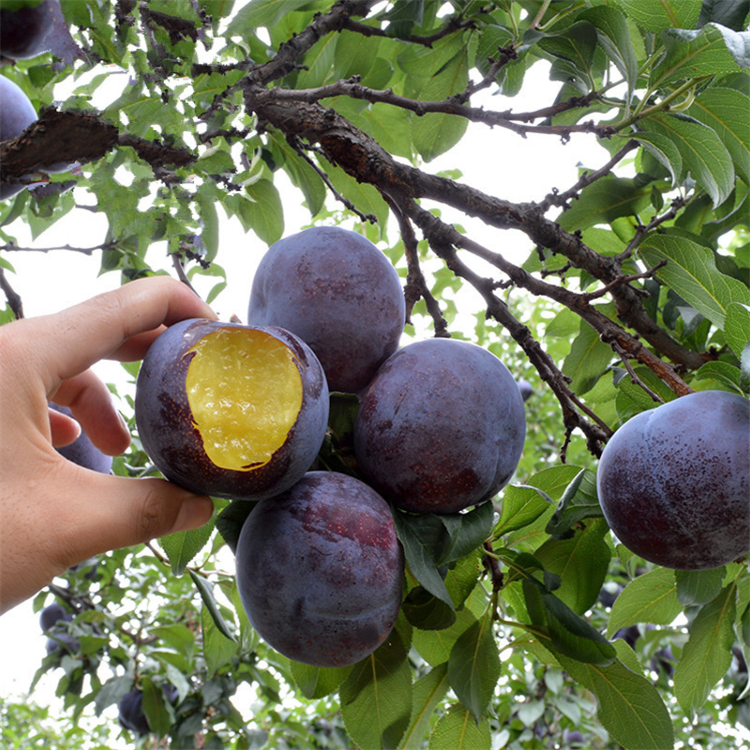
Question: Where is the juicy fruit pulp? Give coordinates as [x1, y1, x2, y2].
[185, 328, 302, 472]
[135, 319, 329, 501]
[597, 390, 750, 570]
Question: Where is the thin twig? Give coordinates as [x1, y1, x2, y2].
[0, 266, 23, 319]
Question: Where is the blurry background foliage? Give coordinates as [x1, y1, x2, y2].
[0, 0, 749, 749]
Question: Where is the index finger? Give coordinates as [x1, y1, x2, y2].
[28, 277, 217, 384]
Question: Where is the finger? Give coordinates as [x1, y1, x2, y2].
[51, 369, 130, 455]
[48, 407, 81, 447]
[26, 276, 216, 385]
[56, 472, 214, 566]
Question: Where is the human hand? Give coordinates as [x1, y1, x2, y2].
[0, 277, 217, 614]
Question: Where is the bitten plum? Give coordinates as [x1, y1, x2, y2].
[235, 471, 404, 667]
[597, 390, 750, 570]
[0, 0, 55, 60]
[0, 75, 37, 200]
[353, 338, 526, 514]
[247, 226, 405, 393]
[135, 319, 329, 501]
[50, 403, 113, 474]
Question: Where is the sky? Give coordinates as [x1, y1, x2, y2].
[0, 55, 613, 738]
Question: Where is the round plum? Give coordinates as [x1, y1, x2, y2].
[135, 319, 329, 501]
[0, 75, 37, 200]
[50, 403, 113, 474]
[0, 0, 55, 60]
[597, 390, 750, 570]
[235, 471, 404, 667]
[353, 338, 526, 514]
[247, 226, 405, 393]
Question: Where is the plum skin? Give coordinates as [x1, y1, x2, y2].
[135, 319, 329, 502]
[353, 338, 527, 515]
[597, 390, 750, 570]
[0, 76, 37, 200]
[235, 471, 404, 668]
[50, 403, 113, 474]
[0, 0, 55, 60]
[248, 226, 405, 394]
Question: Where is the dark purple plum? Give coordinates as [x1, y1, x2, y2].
[39, 602, 71, 631]
[247, 226, 405, 393]
[118, 689, 150, 736]
[0, 75, 37, 200]
[518, 379, 534, 402]
[0, 0, 55, 60]
[235, 471, 404, 667]
[563, 730, 585, 746]
[50, 403, 113, 474]
[135, 319, 329, 501]
[597, 390, 750, 570]
[353, 338, 526, 515]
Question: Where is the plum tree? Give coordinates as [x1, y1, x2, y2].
[135, 318, 329, 501]
[597, 390, 750, 570]
[235, 471, 404, 668]
[353, 338, 526, 514]
[247, 226, 405, 393]
[49, 403, 113, 474]
[0, 75, 37, 200]
[0, 0, 55, 60]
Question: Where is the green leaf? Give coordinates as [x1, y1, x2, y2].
[290, 661, 352, 700]
[538, 21, 598, 82]
[437, 501, 495, 564]
[447, 613, 501, 721]
[225, 0, 312, 33]
[646, 114, 735, 207]
[675, 567, 726, 606]
[698, 0, 750, 30]
[654, 23, 750, 86]
[412, 51, 470, 162]
[200, 603, 238, 675]
[694, 360, 745, 393]
[340, 630, 413, 750]
[580, 7, 638, 95]
[558, 175, 652, 233]
[545, 469, 604, 540]
[631, 131, 684, 186]
[689, 87, 750, 183]
[160, 515, 215, 577]
[558, 653, 675, 750]
[94, 675, 132, 716]
[215, 499, 258, 554]
[607, 568, 682, 636]
[640, 233, 750, 327]
[393, 511, 454, 610]
[325, 164, 389, 238]
[536, 519, 612, 615]
[398, 663, 449, 750]
[141, 676, 171, 738]
[614, 0, 702, 33]
[562, 319, 614, 395]
[427, 704, 491, 750]
[725, 302, 750, 359]
[412, 607, 478, 667]
[189, 569, 237, 642]
[496, 485, 554, 536]
[673, 581, 738, 714]
[243, 179, 284, 245]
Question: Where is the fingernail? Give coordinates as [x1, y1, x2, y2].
[173, 496, 214, 533]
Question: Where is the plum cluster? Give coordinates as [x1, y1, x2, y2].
[135, 226, 527, 667]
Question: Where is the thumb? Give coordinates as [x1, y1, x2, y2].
[65, 474, 214, 562]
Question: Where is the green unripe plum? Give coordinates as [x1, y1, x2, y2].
[597, 390, 750, 570]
